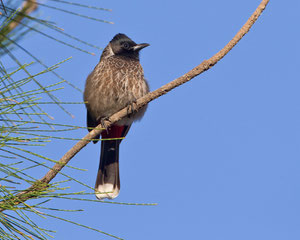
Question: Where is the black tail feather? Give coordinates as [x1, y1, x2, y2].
[95, 139, 120, 199]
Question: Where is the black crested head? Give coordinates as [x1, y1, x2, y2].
[110, 33, 133, 44]
[109, 33, 149, 60]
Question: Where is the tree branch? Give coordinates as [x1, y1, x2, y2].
[0, 0, 270, 211]
[2, 0, 37, 33]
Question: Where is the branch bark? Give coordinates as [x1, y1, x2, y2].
[2, 0, 37, 32]
[0, 0, 37, 44]
[8, 0, 38, 31]
[0, 0, 270, 211]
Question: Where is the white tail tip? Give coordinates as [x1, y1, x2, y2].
[95, 183, 119, 200]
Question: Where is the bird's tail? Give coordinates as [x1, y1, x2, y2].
[95, 139, 120, 199]
[95, 125, 130, 200]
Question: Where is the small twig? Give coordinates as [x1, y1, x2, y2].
[0, 0, 270, 211]
[0, 98, 20, 104]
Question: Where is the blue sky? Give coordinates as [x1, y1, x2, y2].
[9, 0, 300, 239]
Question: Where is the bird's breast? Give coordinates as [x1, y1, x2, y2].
[84, 56, 149, 121]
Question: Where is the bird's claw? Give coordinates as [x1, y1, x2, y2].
[97, 116, 111, 133]
[127, 100, 138, 117]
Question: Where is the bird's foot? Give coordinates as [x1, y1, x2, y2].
[127, 100, 138, 118]
[97, 116, 111, 133]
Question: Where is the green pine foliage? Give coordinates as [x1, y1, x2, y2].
[0, 1, 120, 239]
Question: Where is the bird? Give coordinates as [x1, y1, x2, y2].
[84, 33, 150, 200]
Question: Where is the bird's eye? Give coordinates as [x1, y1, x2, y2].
[123, 42, 130, 49]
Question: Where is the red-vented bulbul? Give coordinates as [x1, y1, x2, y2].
[84, 34, 149, 199]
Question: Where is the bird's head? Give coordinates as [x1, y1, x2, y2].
[109, 33, 149, 60]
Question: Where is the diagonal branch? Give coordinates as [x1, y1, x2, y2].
[0, 0, 270, 211]
[1, 0, 37, 35]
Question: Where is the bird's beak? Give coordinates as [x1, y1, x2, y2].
[132, 43, 150, 51]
